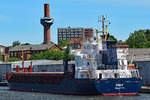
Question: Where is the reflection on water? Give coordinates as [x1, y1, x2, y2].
[0, 87, 149, 100]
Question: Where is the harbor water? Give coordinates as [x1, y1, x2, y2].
[0, 87, 150, 100]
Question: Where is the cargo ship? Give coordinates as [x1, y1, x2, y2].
[6, 16, 143, 95]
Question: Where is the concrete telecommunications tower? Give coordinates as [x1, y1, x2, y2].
[40, 4, 54, 44]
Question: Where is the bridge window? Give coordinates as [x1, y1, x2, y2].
[99, 73, 102, 79]
[114, 73, 119, 78]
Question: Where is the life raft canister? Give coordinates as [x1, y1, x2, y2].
[128, 64, 136, 69]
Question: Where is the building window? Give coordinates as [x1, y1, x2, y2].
[79, 35, 82, 37]
[75, 35, 78, 37]
[59, 35, 62, 37]
[71, 35, 74, 37]
[11, 52, 13, 57]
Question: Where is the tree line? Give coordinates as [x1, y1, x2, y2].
[101, 29, 150, 48]
[125, 29, 150, 48]
[1, 29, 150, 62]
[10, 29, 150, 49]
[29, 46, 74, 60]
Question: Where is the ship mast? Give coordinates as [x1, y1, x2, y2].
[96, 15, 110, 42]
[102, 15, 105, 36]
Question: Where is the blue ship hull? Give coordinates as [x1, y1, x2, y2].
[6, 72, 143, 95]
[7, 77, 142, 95]
[95, 77, 143, 95]
[8, 78, 99, 95]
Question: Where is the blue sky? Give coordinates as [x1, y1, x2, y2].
[0, 0, 150, 46]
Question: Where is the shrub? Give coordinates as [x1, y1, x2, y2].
[29, 50, 65, 60]
[7, 57, 21, 62]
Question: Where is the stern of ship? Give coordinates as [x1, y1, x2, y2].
[95, 77, 143, 96]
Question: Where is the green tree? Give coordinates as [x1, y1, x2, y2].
[12, 41, 21, 47]
[43, 50, 64, 60]
[64, 45, 70, 59]
[68, 55, 75, 60]
[117, 40, 126, 45]
[118, 40, 123, 43]
[7, 57, 21, 62]
[29, 53, 43, 60]
[58, 40, 70, 47]
[29, 50, 65, 60]
[64, 45, 75, 60]
[108, 35, 117, 42]
[144, 41, 150, 48]
[145, 29, 150, 41]
[126, 30, 147, 48]
[21, 43, 30, 46]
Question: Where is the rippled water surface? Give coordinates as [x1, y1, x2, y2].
[0, 87, 150, 100]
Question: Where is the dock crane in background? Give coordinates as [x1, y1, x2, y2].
[96, 16, 110, 43]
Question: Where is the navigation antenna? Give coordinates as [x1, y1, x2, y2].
[96, 15, 111, 42]
[102, 15, 106, 36]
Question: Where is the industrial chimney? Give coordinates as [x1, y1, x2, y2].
[40, 4, 54, 44]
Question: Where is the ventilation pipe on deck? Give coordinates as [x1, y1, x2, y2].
[29, 65, 32, 72]
[63, 59, 68, 74]
[29, 61, 32, 72]
[72, 64, 75, 78]
[24, 68, 28, 72]
[16, 65, 20, 72]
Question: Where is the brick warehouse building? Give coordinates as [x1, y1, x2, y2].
[9, 44, 62, 60]
[8, 3, 63, 61]
[57, 27, 94, 41]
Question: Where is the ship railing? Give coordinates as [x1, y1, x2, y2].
[114, 69, 139, 78]
[96, 65, 118, 70]
[96, 69, 139, 79]
[129, 69, 140, 78]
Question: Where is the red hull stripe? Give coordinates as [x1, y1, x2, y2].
[103, 93, 137, 96]
[10, 88, 137, 96]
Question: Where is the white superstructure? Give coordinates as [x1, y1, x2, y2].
[70, 38, 140, 79]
